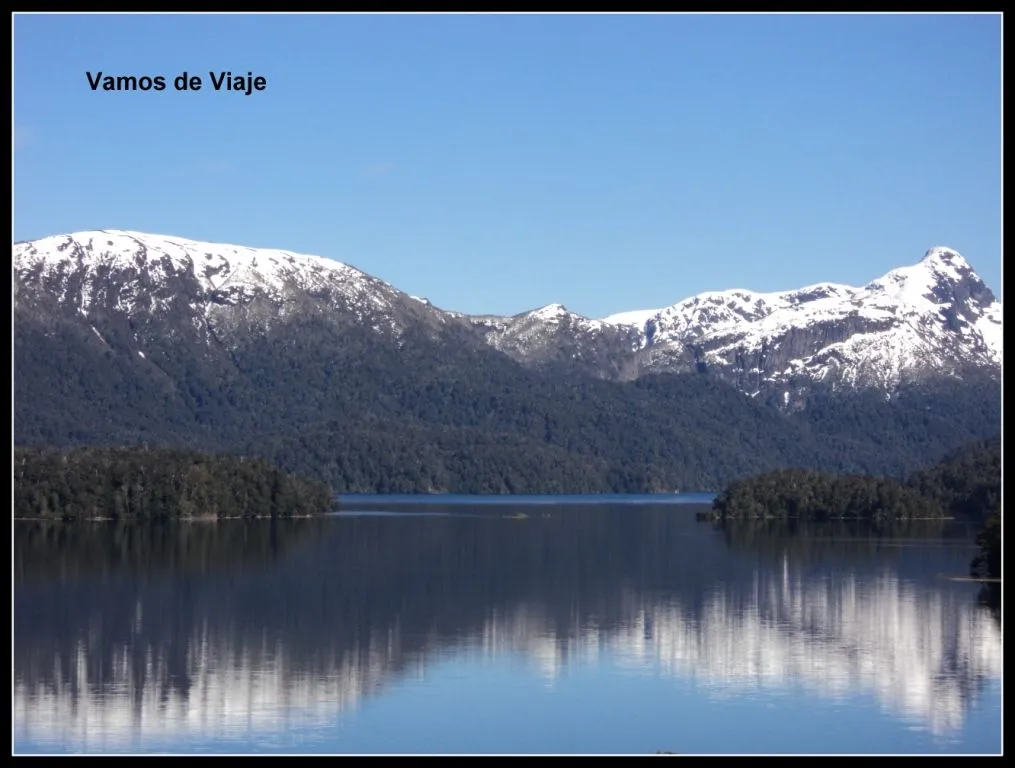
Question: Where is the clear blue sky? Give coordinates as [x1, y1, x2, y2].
[13, 13, 1002, 317]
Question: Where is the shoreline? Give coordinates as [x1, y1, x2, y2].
[12, 513, 326, 523]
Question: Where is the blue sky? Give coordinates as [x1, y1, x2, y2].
[13, 13, 1002, 317]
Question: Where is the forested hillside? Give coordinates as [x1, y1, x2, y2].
[13, 306, 1002, 493]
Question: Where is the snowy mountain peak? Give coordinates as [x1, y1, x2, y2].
[884, 247, 991, 305]
[597, 247, 1001, 394]
[921, 246, 965, 265]
[527, 303, 572, 321]
[14, 229, 367, 295]
[11, 230, 432, 340]
[866, 247, 995, 315]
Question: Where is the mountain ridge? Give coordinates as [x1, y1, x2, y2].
[14, 230, 1001, 400]
[13, 228, 1002, 494]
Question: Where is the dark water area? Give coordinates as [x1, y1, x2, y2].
[12, 497, 1001, 755]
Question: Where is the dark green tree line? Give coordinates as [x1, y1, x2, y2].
[13, 446, 334, 521]
[710, 437, 1000, 525]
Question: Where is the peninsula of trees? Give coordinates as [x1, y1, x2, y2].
[709, 437, 1000, 525]
[13, 446, 335, 521]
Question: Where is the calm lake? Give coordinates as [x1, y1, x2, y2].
[12, 495, 1002, 755]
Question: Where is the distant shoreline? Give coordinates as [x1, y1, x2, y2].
[13, 513, 323, 523]
[939, 574, 1002, 584]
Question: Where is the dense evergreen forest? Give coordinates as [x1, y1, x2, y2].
[13, 447, 335, 521]
[710, 469, 936, 522]
[14, 308, 1003, 494]
[710, 437, 1000, 524]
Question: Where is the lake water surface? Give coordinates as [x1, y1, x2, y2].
[12, 495, 1002, 755]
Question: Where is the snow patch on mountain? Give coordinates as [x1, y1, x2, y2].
[602, 307, 663, 328]
[521, 303, 608, 330]
[602, 246, 1001, 391]
[13, 229, 409, 324]
[974, 305, 1003, 362]
[529, 303, 571, 322]
[16, 230, 361, 292]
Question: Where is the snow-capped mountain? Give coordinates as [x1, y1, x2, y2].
[13, 231, 1002, 403]
[13, 229, 454, 342]
[600, 246, 1001, 398]
[465, 303, 644, 379]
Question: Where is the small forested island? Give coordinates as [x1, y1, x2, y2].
[709, 437, 1001, 579]
[13, 446, 335, 521]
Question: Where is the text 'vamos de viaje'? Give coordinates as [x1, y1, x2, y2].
[86, 71, 267, 95]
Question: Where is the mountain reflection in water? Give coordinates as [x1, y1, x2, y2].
[13, 506, 1002, 754]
